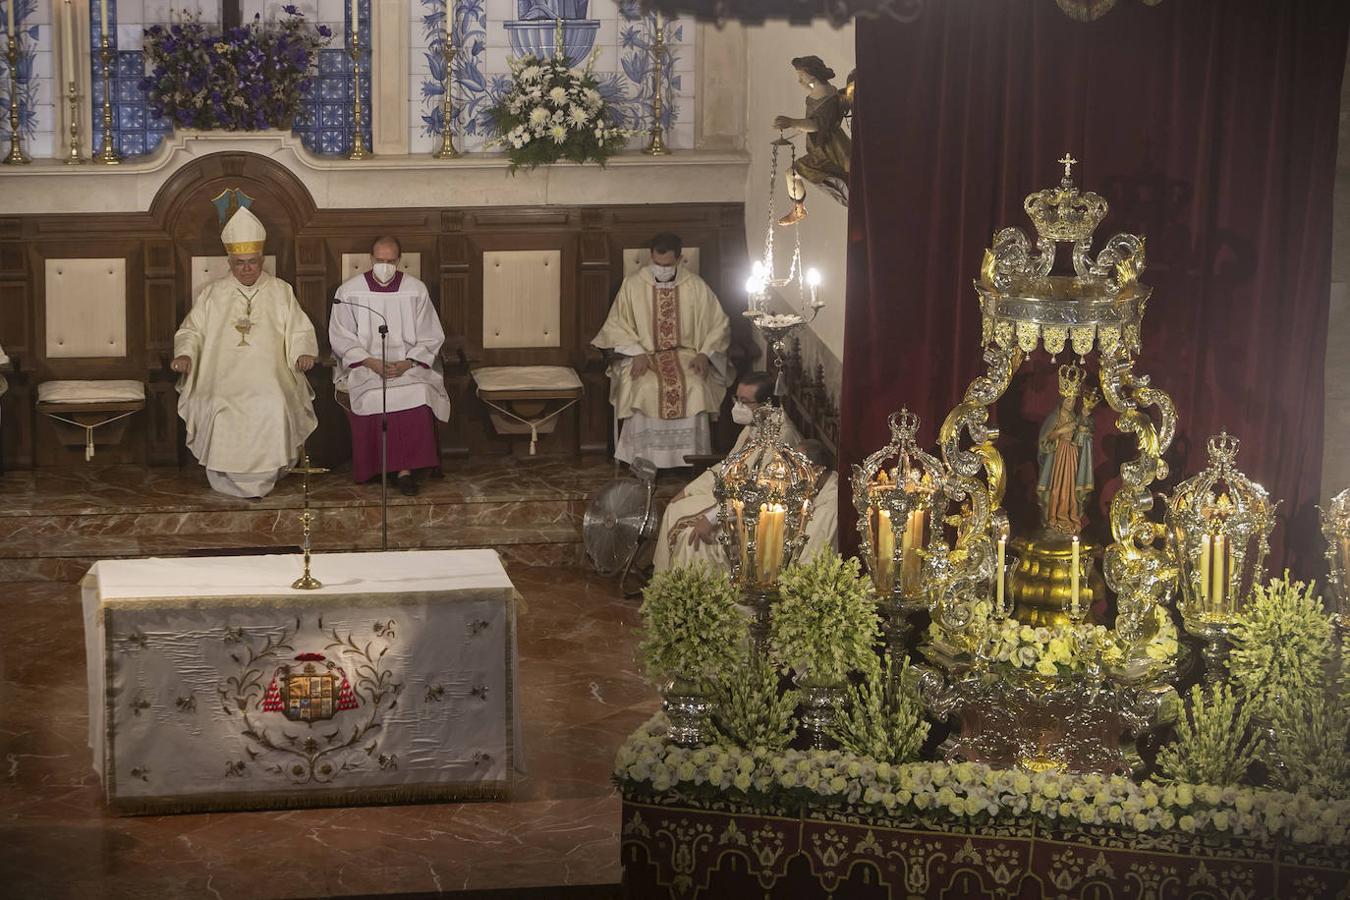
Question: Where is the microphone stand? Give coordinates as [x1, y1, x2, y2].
[333, 297, 390, 551]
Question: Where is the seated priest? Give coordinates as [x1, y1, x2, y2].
[797, 439, 840, 561]
[171, 207, 318, 499]
[330, 236, 451, 497]
[652, 372, 800, 573]
[593, 232, 731, 469]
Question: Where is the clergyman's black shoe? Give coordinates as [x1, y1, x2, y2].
[397, 474, 419, 496]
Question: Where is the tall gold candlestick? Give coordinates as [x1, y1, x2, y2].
[290, 450, 330, 590]
[96, 34, 119, 164]
[65, 79, 85, 164]
[432, 22, 460, 159]
[347, 26, 369, 160]
[4, 34, 29, 164]
[643, 13, 669, 156]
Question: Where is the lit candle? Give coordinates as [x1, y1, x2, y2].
[1198, 534, 1211, 602]
[61, 0, 76, 88]
[100, 0, 108, 43]
[876, 508, 895, 594]
[996, 536, 1007, 611]
[1070, 535, 1081, 612]
[902, 509, 924, 591]
[758, 503, 785, 581]
[1211, 534, 1226, 611]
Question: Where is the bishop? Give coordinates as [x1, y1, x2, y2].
[171, 207, 319, 499]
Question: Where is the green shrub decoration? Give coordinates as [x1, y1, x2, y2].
[1268, 690, 1350, 801]
[709, 648, 799, 752]
[1156, 683, 1265, 786]
[638, 565, 748, 684]
[1229, 574, 1333, 720]
[770, 551, 881, 683]
[827, 656, 930, 765]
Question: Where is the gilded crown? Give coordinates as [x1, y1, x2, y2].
[1023, 154, 1109, 245]
[1058, 363, 1085, 398]
[1206, 431, 1240, 467]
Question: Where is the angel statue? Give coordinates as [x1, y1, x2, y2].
[771, 55, 852, 224]
[1037, 364, 1099, 536]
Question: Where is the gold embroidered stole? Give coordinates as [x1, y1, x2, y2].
[651, 284, 686, 420]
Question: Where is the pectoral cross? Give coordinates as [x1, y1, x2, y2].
[1059, 152, 1078, 181]
[235, 287, 258, 346]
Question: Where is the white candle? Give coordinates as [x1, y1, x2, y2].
[445, 0, 452, 46]
[100, 0, 108, 42]
[876, 508, 895, 595]
[1211, 534, 1226, 611]
[351, 0, 359, 36]
[62, 0, 76, 88]
[1198, 534, 1211, 602]
[6, 0, 15, 37]
[996, 536, 1007, 611]
[1070, 536, 1081, 612]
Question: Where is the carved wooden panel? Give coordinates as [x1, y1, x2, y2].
[0, 278, 30, 358]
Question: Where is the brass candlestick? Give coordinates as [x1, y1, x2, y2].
[65, 79, 85, 164]
[96, 34, 119, 164]
[291, 450, 330, 590]
[432, 35, 460, 159]
[4, 34, 29, 164]
[347, 27, 369, 160]
[643, 14, 669, 156]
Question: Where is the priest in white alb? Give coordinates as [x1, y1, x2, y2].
[593, 232, 731, 469]
[171, 207, 318, 498]
[330, 236, 451, 496]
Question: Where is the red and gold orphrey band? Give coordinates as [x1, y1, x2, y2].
[652, 285, 686, 420]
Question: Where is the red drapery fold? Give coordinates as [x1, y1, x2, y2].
[841, 0, 1348, 573]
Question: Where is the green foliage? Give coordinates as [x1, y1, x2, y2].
[1229, 573, 1333, 719]
[708, 648, 799, 752]
[1156, 683, 1265, 786]
[827, 656, 930, 765]
[638, 565, 748, 684]
[1268, 690, 1350, 801]
[770, 551, 881, 683]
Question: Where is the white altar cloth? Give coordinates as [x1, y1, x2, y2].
[82, 549, 520, 814]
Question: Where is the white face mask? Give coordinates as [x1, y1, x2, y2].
[649, 263, 677, 282]
[372, 262, 398, 284]
[731, 401, 755, 426]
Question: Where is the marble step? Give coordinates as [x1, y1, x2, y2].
[0, 457, 657, 582]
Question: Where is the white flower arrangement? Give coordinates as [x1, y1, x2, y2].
[638, 565, 749, 685]
[488, 46, 628, 171]
[770, 552, 881, 684]
[934, 601, 1179, 677]
[614, 713, 1350, 846]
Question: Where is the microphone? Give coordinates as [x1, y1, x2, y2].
[332, 296, 388, 333]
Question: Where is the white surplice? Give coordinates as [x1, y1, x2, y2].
[330, 271, 452, 421]
[174, 271, 318, 497]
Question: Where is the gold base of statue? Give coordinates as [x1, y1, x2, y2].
[1008, 533, 1105, 627]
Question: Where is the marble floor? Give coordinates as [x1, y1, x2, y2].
[0, 565, 658, 899]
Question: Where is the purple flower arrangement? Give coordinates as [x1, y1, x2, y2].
[139, 8, 332, 132]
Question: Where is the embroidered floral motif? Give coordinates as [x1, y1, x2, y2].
[652, 284, 686, 420]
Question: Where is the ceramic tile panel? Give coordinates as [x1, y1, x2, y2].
[410, 0, 696, 155]
[0, 0, 48, 158]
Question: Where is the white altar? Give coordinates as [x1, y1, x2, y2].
[82, 549, 520, 814]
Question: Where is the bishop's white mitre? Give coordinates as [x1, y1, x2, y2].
[221, 206, 267, 255]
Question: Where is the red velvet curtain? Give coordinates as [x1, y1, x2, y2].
[840, 0, 1348, 573]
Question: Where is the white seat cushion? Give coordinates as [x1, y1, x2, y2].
[473, 366, 582, 393]
[38, 379, 146, 404]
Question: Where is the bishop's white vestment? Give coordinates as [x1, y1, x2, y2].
[592, 267, 730, 468]
[174, 271, 318, 498]
[651, 418, 802, 573]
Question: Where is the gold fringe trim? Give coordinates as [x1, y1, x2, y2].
[112, 780, 513, 817]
